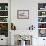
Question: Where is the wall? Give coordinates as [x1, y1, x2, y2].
[11, 0, 46, 46]
[11, 0, 46, 30]
[11, 0, 38, 30]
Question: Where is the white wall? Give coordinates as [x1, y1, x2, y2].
[11, 0, 46, 30]
[11, 0, 38, 30]
[11, 0, 46, 46]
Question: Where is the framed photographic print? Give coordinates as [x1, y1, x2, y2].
[17, 10, 29, 19]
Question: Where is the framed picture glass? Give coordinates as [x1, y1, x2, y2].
[17, 10, 29, 19]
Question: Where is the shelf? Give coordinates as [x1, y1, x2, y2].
[38, 28, 46, 29]
[38, 3, 46, 37]
[0, 16, 8, 17]
[38, 22, 46, 23]
[38, 15, 46, 17]
[0, 22, 8, 23]
[0, 10, 8, 11]
[0, 3, 8, 37]
[38, 10, 46, 11]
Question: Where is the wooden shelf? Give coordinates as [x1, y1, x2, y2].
[38, 28, 46, 29]
[38, 3, 46, 37]
[0, 3, 8, 37]
[38, 22, 46, 23]
[38, 16, 46, 17]
[38, 10, 46, 11]
[0, 16, 8, 17]
[0, 22, 8, 23]
[0, 10, 8, 11]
